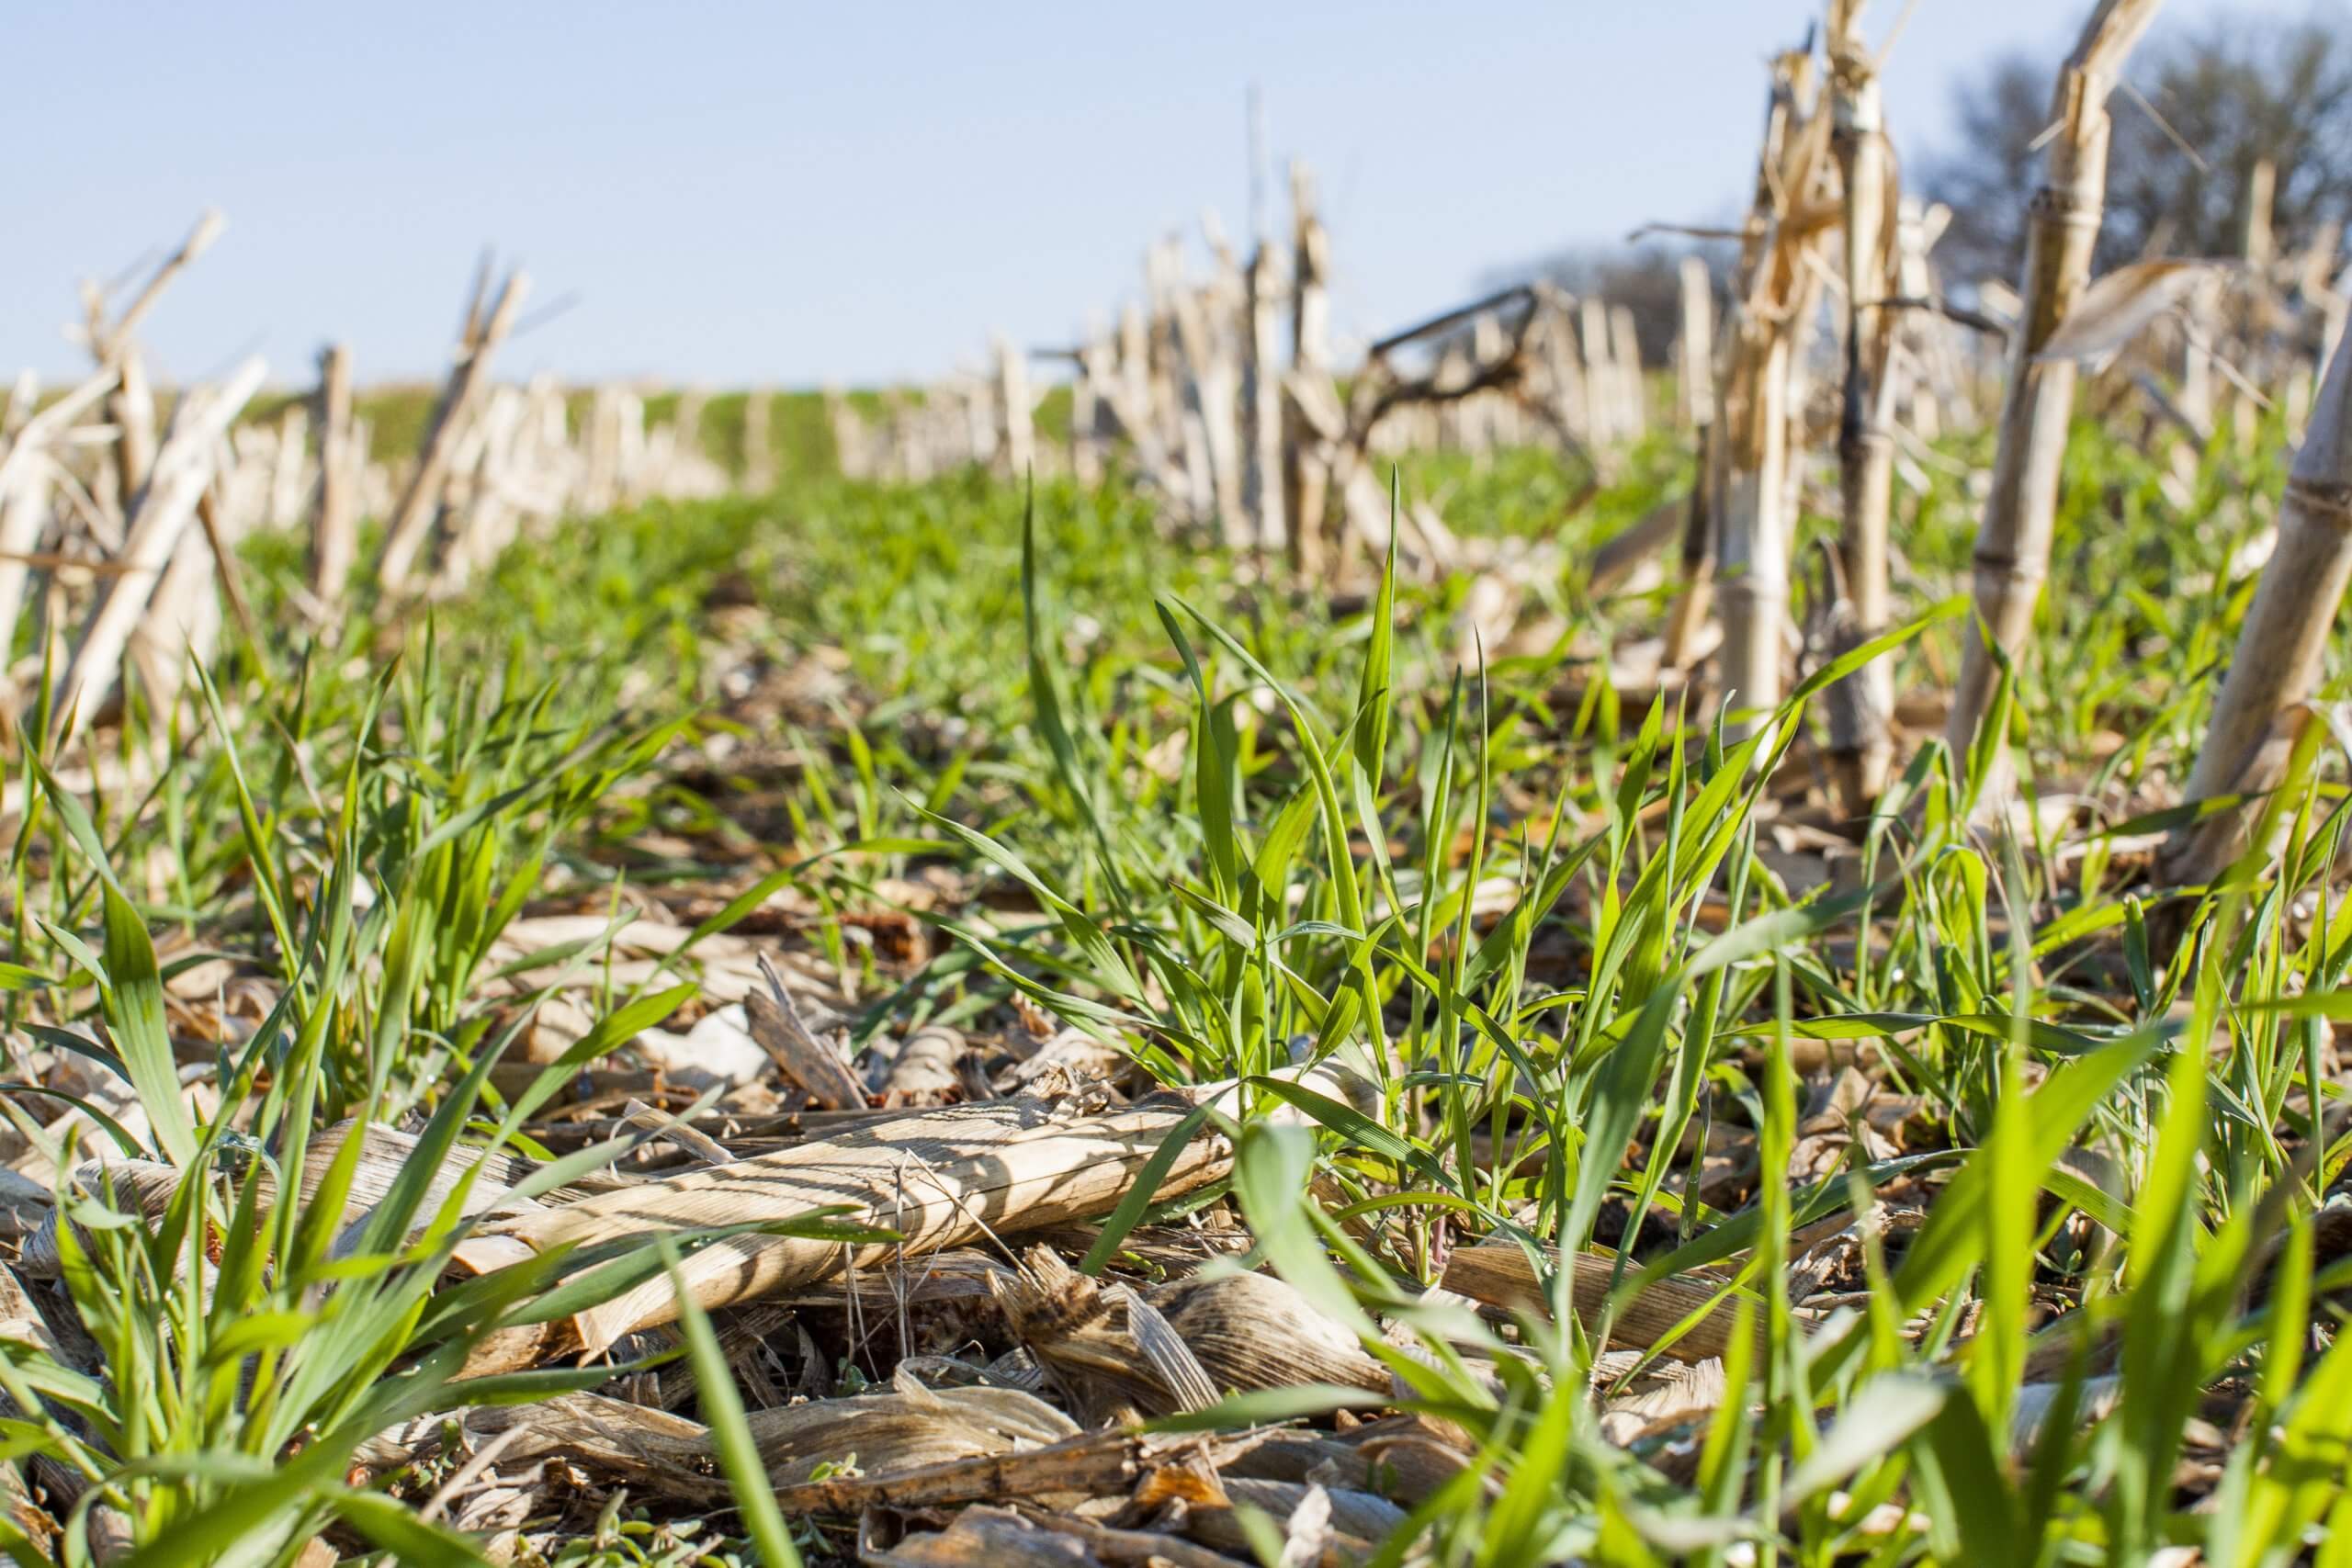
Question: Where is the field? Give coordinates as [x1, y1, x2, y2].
[6, 4, 2352, 1565]
[0, 395, 2342, 1564]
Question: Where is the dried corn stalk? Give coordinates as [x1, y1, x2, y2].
[453, 1066, 1374, 1370]
[1440, 1243, 1769, 1363]
[1287, 162, 1333, 575]
[992, 334, 1034, 478]
[407, 1372, 1078, 1507]
[1824, 2, 1903, 811]
[768, 1425, 1245, 1517]
[377, 266, 529, 593]
[1943, 0, 2162, 794]
[994, 1250, 1389, 1426]
[85, 213, 223, 517]
[1715, 45, 1833, 741]
[53, 357, 266, 744]
[0, 1264, 78, 1551]
[18, 1160, 183, 1279]
[2162, 335, 2352, 884]
[17, 1121, 550, 1279]
[1678, 254, 1715, 433]
[744, 971, 868, 1111]
[0, 370, 119, 695]
[1245, 239, 1289, 556]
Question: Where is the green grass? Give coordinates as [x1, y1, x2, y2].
[0, 412, 2347, 1564]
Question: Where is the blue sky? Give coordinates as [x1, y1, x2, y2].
[1, 0, 2308, 390]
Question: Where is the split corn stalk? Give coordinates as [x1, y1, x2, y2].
[1943, 0, 2162, 792]
[451, 1066, 1373, 1371]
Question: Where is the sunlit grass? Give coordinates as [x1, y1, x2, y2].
[0, 417, 2346, 1562]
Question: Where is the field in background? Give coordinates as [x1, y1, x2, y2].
[237, 386, 887, 481]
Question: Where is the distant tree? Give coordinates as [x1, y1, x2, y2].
[1923, 7, 2352, 288]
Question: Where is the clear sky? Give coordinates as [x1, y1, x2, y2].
[1, 0, 2308, 391]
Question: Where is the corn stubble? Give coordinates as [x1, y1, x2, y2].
[1944, 0, 2162, 796]
[1712, 45, 1831, 743]
[1824, 0, 1902, 811]
[2165, 330, 2352, 883]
